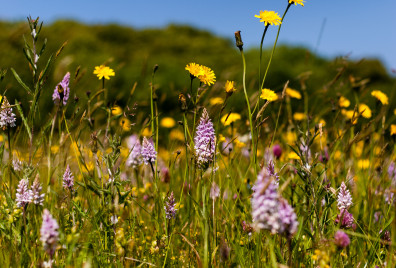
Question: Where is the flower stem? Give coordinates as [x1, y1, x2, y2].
[239, 49, 256, 170]
[260, 4, 292, 91]
[259, 25, 269, 90]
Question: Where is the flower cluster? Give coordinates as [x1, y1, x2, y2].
[251, 166, 298, 237]
[337, 182, 352, 210]
[40, 209, 59, 258]
[185, 63, 216, 86]
[335, 181, 355, 229]
[16, 179, 33, 208]
[126, 134, 143, 168]
[52, 72, 70, 105]
[31, 176, 45, 206]
[0, 96, 16, 130]
[334, 230, 350, 248]
[164, 192, 177, 219]
[194, 108, 216, 169]
[141, 137, 157, 165]
[63, 165, 74, 192]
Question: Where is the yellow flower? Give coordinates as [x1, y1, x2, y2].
[391, 124, 396, 136]
[285, 87, 301, 99]
[355, 141, 364, 158]
[293, 112, 305, 121]
[255, 10, 282, 26]
[285, 131, 297, 145]
[120, 117, 131, 131]
[394, 109, 396, 115]
[358, 103, 372, 118]
[357, 159, 370, 169]
[371, 90, 388, 105]
[209, 97, 224, 106]
[289, 0, 305, 6]
[93, 65, 115, 80]
[160, 117, 176, 128]
[185, 63, 203, 77]
[142, 128, 152, 137]
[221, 113, 241, 126]
[198, 65, 216, 86]
[51, 145, 59, 154]
[341, 109, 358, 124]
[339, 96, 350, 108]
[334, 150, 342, 160]
[170, 129, 185, 141]
[111, 106, 123, 116]
[260, 88, 278, 102]
[225, 80, 236, 94]
[288, 151, 300, 160]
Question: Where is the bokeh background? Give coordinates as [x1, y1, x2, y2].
[0, 0, 395, 125]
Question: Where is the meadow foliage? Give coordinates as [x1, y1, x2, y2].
[0, 1, 395, 267]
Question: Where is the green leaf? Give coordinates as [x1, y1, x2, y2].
[14, 100, 32, 140]
[11, 68, 32, 94]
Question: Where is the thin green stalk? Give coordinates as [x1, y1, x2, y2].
[239, 49, 256, 170]
[259, 25, 269, 90]
[260, 4, 292, 91]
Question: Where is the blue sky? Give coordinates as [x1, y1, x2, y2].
[1, 0, 395, 73]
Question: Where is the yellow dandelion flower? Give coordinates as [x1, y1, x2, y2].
[260, 88, 278, 102]
[357, 159, 370, 169]
[225, 80, 236, 94]
[160, 117, 176, 128]
[289, 0, 305, 6]
[293, 112, 305, 121]
[394, 109, 396, 115]
[50, 145, 59, 154]
[391, 124, 396, 136]
[218, 134, 226, 142]
[185, 62, 203, 77]
[358, 103, 372, 118]
[93, 65, 115, 80]
[339, 96, 350, 108]
[234, 138, 246, 148]
[111, 106, 123, 116]
[334, 150, 342, 160]
[198, 65, 216, 86]
[288, 151, 300, 160]
[209, 97, 224, 106]
[371, 90, 388, 105]
[254, 10, 282, 26]
[221, 113, 241, 126]
[169, 129, 185, 141]
[285, 131, 297, 145]
[0, 135, 3, 142]
[119, 117, 131, 131]
[355, 141, 364, 158]
[341, 109, 358, 124]
[142, 128, 152, 137]
[285, 87, 302, 99]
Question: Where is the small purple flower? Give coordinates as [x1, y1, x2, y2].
[62, 165, 74, 192]
[319, 147, 329, 163]
[16, 179, 33, 208]
[194, 108, 215, 169]
[52, 72, 70, 105]
[31, 176, 45, 206]
[334, 230, 350, 248]
[126, 134, 142, 168]
[0, 97, 16, 129]
[40, 209, 59, 258]
[210, 182, 220, 200]
[141, 137, 157, 165]
[337, 182, 352, 210]
[164, 192, 177, 219]
[272, 144, 282, 159]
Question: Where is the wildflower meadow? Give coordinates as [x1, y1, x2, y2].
[0, 0, 395, 267]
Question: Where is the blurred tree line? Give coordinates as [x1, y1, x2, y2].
[0, 20, 394, 126]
